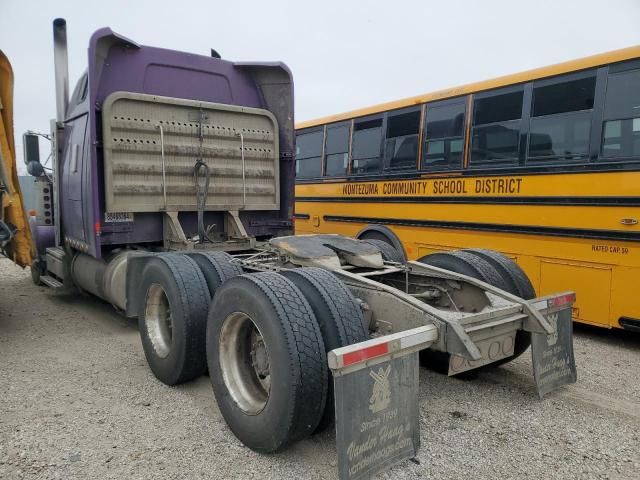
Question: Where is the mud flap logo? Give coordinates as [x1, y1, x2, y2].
[531, 308, 577, 398]
[546, 313, 559, 346]
[369, 365, 391, 413]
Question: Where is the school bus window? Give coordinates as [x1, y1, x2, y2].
[351, 117, 383, 175]
[324, 123, 350, 176]
[470, 88, 523, 166]
[602, 68, 640, 158]
[384, 110, 420, 171]
[423, 100, 466, 170]
[527, 73, 596, 162]
[295, 130, 323, 178]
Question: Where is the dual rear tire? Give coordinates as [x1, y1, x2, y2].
[137, 252, 242, 385]
[418, 249, 535, 372]
[136, 247, 533, 451]
[207, 268, 367, 452]
[137, 252, 366, 453]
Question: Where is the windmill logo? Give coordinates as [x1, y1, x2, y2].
[369, 365, 392, 413]
[546, 313, 559, 346]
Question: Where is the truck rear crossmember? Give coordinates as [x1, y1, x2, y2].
[235, 235, 574, 375]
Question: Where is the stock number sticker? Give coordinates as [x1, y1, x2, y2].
[105, 212, 134, 223]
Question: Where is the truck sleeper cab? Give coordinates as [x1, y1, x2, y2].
[24, 20, 577, 455]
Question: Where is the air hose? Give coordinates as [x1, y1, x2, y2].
[194, 159, 213, 243]
[193, 107, 215, 244]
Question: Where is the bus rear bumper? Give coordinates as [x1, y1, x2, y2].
[619, 317, 640, 332]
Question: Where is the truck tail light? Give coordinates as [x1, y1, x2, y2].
[328, 325, 438, 372]
[343, 343, 389, 367]
[548, 292, 576, 309]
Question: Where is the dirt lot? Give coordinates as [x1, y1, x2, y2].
[1, 256, 639, 479]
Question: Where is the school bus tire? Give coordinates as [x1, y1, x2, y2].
[362, 238, 405, 263]
[356, 225, 407, 261]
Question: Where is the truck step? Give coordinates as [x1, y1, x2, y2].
[45, 247, 67, 281]
[45, 246, 66, 260]
[40, 275, 64, 290]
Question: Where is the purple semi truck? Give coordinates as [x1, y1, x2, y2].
[23, 19, 577, 465]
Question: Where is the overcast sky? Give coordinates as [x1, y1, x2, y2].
[2, 0, 640, 171]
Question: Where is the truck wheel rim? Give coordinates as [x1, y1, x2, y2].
[145, 283, 173, 359]
[219, 312, 271, 414]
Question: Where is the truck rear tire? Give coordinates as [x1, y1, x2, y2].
[281, 267, 368, 432]
[138, 254, 210, 385]
[463, 249, 535, 299]
[206, 272, 328, 453]
[417, 250, 510, 374]
[362, 238, 405, 263]
[462, 249, 535, 362]
[31, 259, 44, 286]
[419, 250, 509, 289]
[185, 251, 243, 298]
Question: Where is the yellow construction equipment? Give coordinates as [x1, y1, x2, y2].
[0, 49, 32, 267]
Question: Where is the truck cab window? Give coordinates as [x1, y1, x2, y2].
[324, 123, 350, 176]
[423, 100, 466, 170]
[601, 67, 640, 159]
[384, 110, 420, 171]
[296, 130, 323, 178]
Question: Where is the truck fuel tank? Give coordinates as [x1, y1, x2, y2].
[71, 250, 146, 310]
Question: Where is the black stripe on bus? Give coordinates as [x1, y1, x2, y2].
[296, 196, 640, 206]
[293, 160, 640, 184]
[293, 213, 310, 220]
[322, 215, 640, 242]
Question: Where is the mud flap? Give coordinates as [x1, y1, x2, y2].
[531, 307, 577, 398]
[327, 326, 437, 480]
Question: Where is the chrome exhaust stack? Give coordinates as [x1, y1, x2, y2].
[51, 18, 69, 247]
[53, 18, 69, 124]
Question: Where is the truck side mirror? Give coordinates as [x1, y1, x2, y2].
[23, 133, 40, 164]
[22, 133, 44, 177]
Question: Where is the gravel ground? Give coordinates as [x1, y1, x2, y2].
[1, 256, 639, 479]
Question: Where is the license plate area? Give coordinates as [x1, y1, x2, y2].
[448, 331, 516, 375]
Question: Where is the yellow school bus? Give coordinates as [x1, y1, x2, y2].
[294, 46, 640, 331]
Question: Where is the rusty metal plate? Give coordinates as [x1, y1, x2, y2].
[334, 354, 419, 480]
[531, 307, 577, 398]
[102, 92, 279, 213]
